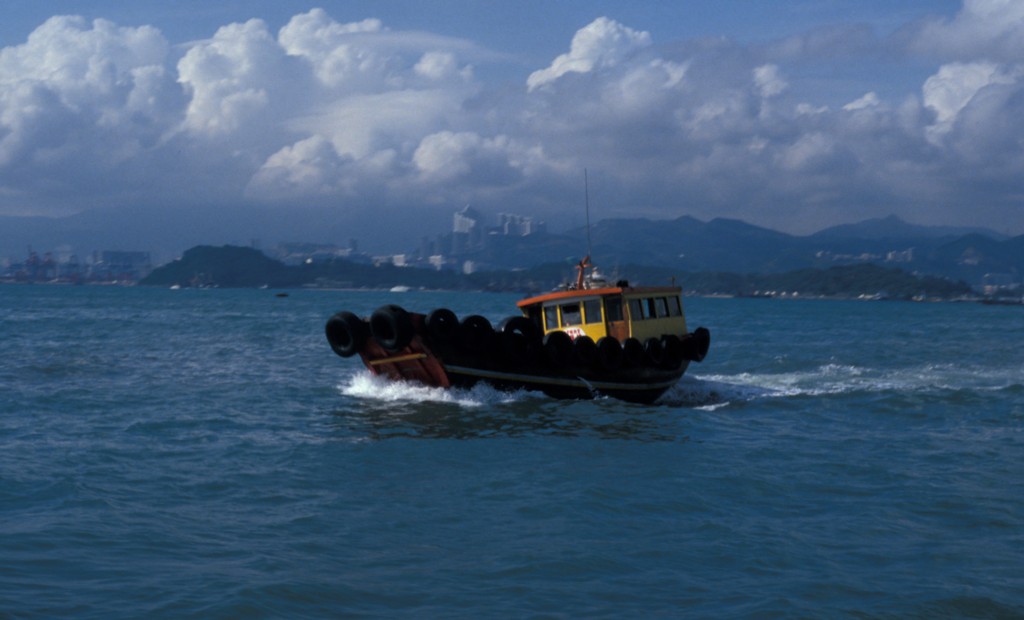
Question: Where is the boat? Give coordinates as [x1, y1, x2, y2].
[325, 257, 710, 404]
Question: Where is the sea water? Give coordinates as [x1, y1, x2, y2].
[1, 285, 1022, 618]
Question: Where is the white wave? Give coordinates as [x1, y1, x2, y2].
[683, 360, 1024, 405]
[338, 371, 534, 408]
[655, 375, 769, 409]
[337, 361, 1021, 411]
[702, 364, 868, 397]
[683, 365, 893, 403]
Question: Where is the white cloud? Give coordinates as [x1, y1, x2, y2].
[176, 19, 292, 136]
[922, 62, 1015, 143]
[777, 133, 836, 172]
[415, 51, 470, 82]
[754, 64, 787, 98]
[247, 135, 348, 198]
[412, 130, 525, 188]
[1, 5, 1024, 238]
[0, 16, 174, 170]
[0, 16, 168, 96]
[414, 131, 484, 180]
[843, 92, 880, 111]
[277, 10, 390, 90]
[527, 18, 652, 91]
[936, 73, 1024, 173]
[913, 0, 1024, 61]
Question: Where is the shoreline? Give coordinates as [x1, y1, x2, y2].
[4, 278, 1019, 305]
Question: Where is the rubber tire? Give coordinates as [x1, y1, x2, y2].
[498, 316, 539, 364]
[458, 315, 493, 354]
[596, 336, 623, 371]
[426, 308, 458, 346]
[499, 316, 540, 342]
[325, 311, 368, 358]
[622, 337, 645, 367]
[370, 304, 414, 352]
[681, 327, 711, 362]
[499, 331, 528, 364]
[643, 337, 664, 367]
[573, 335, 597, 367]
[543, 331, 573, 366]
[660, 334, 684, 369]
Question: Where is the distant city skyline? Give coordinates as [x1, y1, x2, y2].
[2, 0, 1023, 252]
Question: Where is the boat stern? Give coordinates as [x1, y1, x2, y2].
[326, 306, 450, 388]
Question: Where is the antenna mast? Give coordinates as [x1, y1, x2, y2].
[584, 168, 593, 260]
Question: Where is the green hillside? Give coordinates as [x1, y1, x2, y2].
[141, 245, 975, 300]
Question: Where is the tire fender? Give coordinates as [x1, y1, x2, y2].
[596, 336, 623, 371]
[458, 314, 494, 354]
[643, 337, 664, 367]
[573, 335, 597, 367]
[426, 308, 458, 346]
[370, 304, 414, 352]
[660, 334, 684, 369]
[622, 337, 645, 367]
[498, 316, 540, 363]
[543, 331, 573, 366]
[680, 327, 711, 362]
[325, 311, 368, 358]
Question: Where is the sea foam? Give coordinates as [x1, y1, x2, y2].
[339, 370, 535, 408]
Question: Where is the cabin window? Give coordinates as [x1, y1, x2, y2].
[647, 298, 659, 318]
[583, 299, 602, 324]
[669, 296, 683, 317]
[605, 297, 623, 322]
[560, 303, 582, 326]
[656, 297, 670, 318]
[628, 298, 645, 320]
[544, 306, 559, 330]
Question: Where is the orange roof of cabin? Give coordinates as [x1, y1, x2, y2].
[517, 285, 681, 309]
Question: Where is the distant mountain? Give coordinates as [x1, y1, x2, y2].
[140, 245, 295, 287]
[916, 233, 1024, 282]
[573, 215, 1019, 284]
[6, 208, 1022, 288]
[385, 213, 1022, 286]
[811, 215, 1006, 242]
[139, 244, 976, 300]
[141, 245, 467, 290]
[582, 216, 810, 273]
[0, 204, 448, 264]
[451, 215, 814, 274]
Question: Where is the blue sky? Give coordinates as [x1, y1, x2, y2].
[1, 0, 1022, 250]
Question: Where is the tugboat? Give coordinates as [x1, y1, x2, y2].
[325, 257, 710, 404]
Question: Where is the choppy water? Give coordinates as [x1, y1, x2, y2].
[2, 285, 1022, 618]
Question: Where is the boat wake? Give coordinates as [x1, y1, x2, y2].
[339, 360, 1023, 412]
[656, 375, 775, 409]
[336, 371, 696, 440]
[667, 361, 1024, 409]
[339, 371, 537, 408]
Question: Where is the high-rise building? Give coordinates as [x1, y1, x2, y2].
[452, 205, 484, 253]
[497, 213, 545, 236]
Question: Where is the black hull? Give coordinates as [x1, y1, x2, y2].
[428, 340, 688, 404]
[444, 363, 687, 404]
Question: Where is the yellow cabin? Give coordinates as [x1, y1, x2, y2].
[517, 285, 689, 343]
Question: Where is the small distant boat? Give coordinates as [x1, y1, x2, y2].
[389, 285, 411, 293]
[326, 257, 710, 404]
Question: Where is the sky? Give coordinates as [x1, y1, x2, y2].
[2, 0, 1023, 251]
